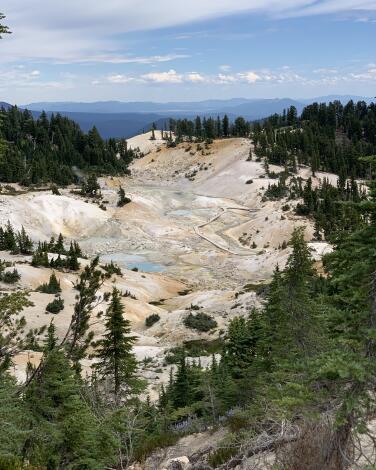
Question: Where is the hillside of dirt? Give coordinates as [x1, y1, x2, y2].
[1, 133, 333, 396]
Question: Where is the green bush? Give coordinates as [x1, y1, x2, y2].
[183, 312, 217, 332]
[208, 446, 237, 467]
[183, 338, 224, 356]
[46, 296, 64, 314]
[145, 313, 160, 328]
[0, 456, 42, 470]
[164, 346, 185, 364]
[37, 272, 61, 294]
[1, 269, 21, 284]
[133, 432, 179, 462]
[101, 261, 122, 277]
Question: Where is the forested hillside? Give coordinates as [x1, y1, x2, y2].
[254, 100, 376, 178]
[252, 100, 376, 240]
[0, 106, 138, 185]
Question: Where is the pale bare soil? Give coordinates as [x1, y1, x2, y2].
[1, 134, 334, 395]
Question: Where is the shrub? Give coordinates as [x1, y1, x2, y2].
[37, 272, 61, 294]
[1, 268, 21, 284]
[208, 447, 237, 468]
[145, 313, 161, 327]
[101, 261, 122, 277]
[133, 432, 179, 463]
[164, 346, 185, 364]
[183, 338, 223, 356]
[117, 186, 131, 207]
[46, 296, 64, 314]
[50, 184, 61, 195]
[183, 312, 217, 332]
[295, 203, 310, 216]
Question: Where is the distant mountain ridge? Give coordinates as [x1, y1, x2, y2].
[22, 95, 373, 116]
[1, 95, 372, 139]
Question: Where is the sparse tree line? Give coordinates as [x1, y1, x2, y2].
[0, 222, 84, 274]
[152, 115, 251, 145]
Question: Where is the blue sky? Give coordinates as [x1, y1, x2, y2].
[1, 0, 376, 103]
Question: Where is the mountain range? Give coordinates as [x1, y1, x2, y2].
[1, 96, 373, 139]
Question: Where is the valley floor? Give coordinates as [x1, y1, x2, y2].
[0, 134, 333, 397]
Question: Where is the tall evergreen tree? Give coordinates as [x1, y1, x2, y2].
[24, 348, 115, 469]
[93, 288, 140, 403]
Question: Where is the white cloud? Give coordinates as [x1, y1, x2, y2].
[239, 71, 261, 83]
[0, 67, 72, 90]
[77, 54, 189, 65]
[141, 69, 184, 83]
[107, 74, 135, 84]
[219, 65, 232, 72]
[217, 73, 239, 84]
[1, 1, 376, 62]
[186, 72, 206, 83]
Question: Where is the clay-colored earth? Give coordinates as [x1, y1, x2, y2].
[1, 133, 333, 395]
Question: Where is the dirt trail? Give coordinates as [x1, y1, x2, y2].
[194, 206, 258, 255]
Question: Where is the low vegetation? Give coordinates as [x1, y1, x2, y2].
[183, 312, 218, 332]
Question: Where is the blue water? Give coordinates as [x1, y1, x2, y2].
[100, 253, 165, 273]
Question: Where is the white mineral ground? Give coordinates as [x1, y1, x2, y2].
[1, 132, 334, 398]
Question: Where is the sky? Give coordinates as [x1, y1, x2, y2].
[0, 0, 376, 104]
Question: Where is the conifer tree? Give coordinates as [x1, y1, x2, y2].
[171, 356, 193, 409]
[117, 185, 131, 207]
[16, 226, 33, 255]
[0, 291, 31, 374]
[93, 288, 140, 403]
[222, 114, 229, 137]
[0, 374, 27, 460]
[320, 173, 376, 465]
[64, 256, 105, 374]
[150, 123, 156, 140]
[0, 12, 10, 38]
[263, 229, 319, 365]
[25, 348, 115, 468]
[54, 233, 65, 254]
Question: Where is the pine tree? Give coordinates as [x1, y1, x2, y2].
[261, 228, 319, 368]
[25, 348, 115, 468]
[37, 272, 61, 294]
[171, 356, 193, 409]
[0, 12, 11, 38]
[0, 374, 28, 460]
[319, 176, 376, 465]
[44, 322, 57, 352]
[0, 291, 31, 374]
[150, 123, 156, 140]
[222, 115, 229, 137]
[16, 226, 33, 255]
[117, 185, 131, 207]
[64, 256, 105, 374]
[54, 233, 65, 254]
[93, 288, 140, 403]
